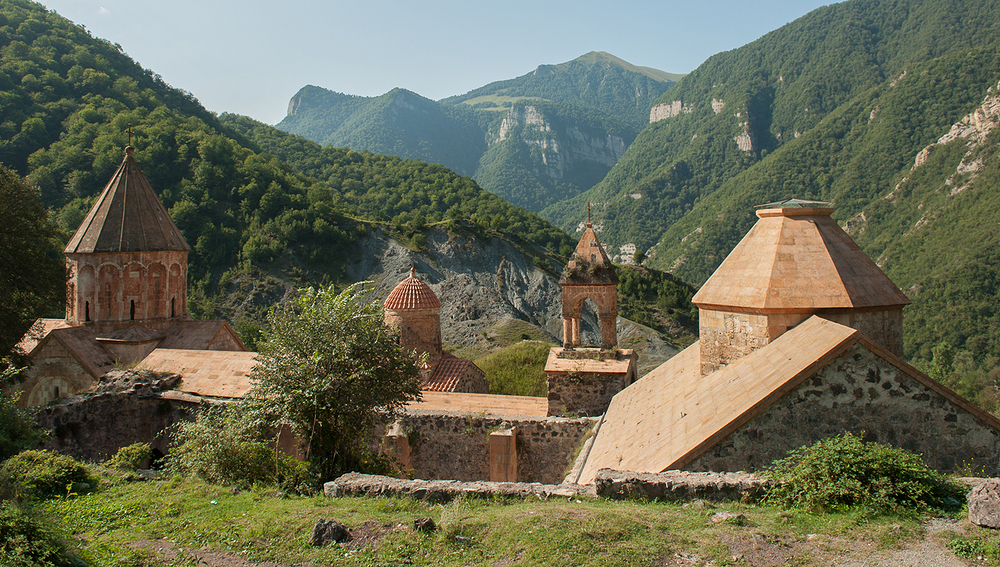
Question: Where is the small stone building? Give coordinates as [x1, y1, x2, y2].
[8, 147, 245, 407]
[545, 212, 637, 416]
[384, 268, 487, 394]
[576, 201, 1000, 482]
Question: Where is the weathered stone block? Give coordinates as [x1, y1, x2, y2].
[969, 480, 1000, 528]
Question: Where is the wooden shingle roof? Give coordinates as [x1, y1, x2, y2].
[64, 147, 190, 254]
[692, 207, 909, 312]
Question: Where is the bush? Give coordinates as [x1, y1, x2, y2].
[763, 432, 966, 514]
[0, 500, 78, 567]
[0, 363, 48, 461]
[104, 442, 152, 471]
[168, 403, 315, 493]
[0, 450, 90, 500]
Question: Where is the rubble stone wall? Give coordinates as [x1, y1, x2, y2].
[547, 372, 632, 417]
[35, 391, 199, 462]
[687, 344, 1000, 475]
[395, 414, 595, 484]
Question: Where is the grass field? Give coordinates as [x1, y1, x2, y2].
[35, 474, 973, 567]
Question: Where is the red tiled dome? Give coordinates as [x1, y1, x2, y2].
[384, 268, 441, 310]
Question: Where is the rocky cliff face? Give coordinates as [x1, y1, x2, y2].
[493, 105, 628, 181]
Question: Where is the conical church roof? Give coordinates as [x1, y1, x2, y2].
[692, 206, 910, 311]
[64, 147, 190, 254]
[384, 268, 441, 310]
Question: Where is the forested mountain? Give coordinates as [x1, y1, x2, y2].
[279, 87, 488, 176]
[276, 52, 679, 214]
[538, 0, 1000, 393]
[441, 51, 683, 129]
[0, 0, 696, 354]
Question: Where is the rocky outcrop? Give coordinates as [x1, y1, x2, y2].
[911, 79, 1000, 188]
[968, 479, 1000, 528]
[494, 106, 627, 180]
[650, 100, 691, 123]
[344, 227, 570, 349]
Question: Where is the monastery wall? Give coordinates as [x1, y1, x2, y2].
[36, 391, 198, 462]
[393, 414, 595, 484]
[687, 344, 1000, 475]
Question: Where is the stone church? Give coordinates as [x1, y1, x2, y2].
[383, 268, 487, 393]
[574, 201, 1000, 482]
[8, 147, 246, 407]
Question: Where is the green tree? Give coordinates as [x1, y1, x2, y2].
[248, 283, 422, 480]
[0, 167, 63, 361]
[0, 361, 47, 462]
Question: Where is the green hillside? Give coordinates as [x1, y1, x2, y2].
[278, 87, 488, 176]
[535, 0, 1000, 379]
[474, 99, 637, 211]
[0, 0, 576, 334]
[543, 0, 1000, 253]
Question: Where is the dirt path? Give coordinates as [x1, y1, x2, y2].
[822, 518, 972, 567]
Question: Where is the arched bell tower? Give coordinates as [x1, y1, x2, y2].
[559, 205, 618, 349]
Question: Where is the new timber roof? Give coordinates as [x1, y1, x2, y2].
[692, 207, 910, 312]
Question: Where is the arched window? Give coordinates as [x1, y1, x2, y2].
[171, 297, 175, 318]
[130, 300, 135, 320]
[84, 301, 90, 322]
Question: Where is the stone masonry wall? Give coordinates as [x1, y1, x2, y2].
[698, 309, 776, 376]
[10, 339, 97, 407]
[687, 344, 1000, 475]
[385, 307, 442, 359]
[547, 372, 632, 417]
[36, 391, 200, 462]
[395, 414, 595, 484]
[699, 309, 905, 375]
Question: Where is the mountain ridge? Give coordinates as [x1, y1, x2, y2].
[276, 52, 680, 216]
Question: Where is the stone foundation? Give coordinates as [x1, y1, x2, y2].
[594, 469, 771, 501]
[547, 371, 633, 417]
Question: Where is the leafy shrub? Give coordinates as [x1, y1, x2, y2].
[104, 442, 152, 471]
[0, 450, 90, 500]
[168, 404, 314, 493]
[0, 500, 78, 567]
[0, 364, 48, 461]
[763, 432, 966, 513]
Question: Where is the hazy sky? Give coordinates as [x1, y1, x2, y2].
[40, 0, 832, 125]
